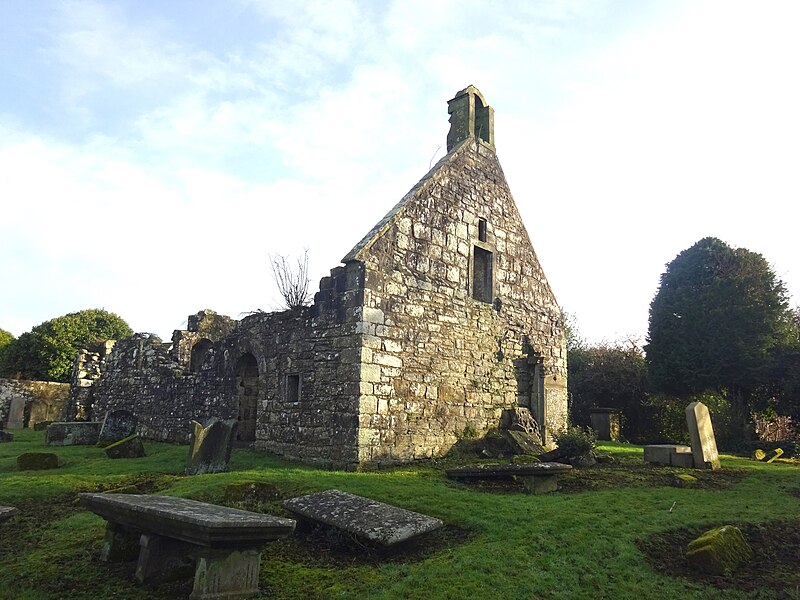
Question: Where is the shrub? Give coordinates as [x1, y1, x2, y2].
[553, 426, 597, 457]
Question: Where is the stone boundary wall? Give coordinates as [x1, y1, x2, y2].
[0, 379, 71, 428]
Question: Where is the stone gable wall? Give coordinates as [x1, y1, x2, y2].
[353, 140, 567, 463]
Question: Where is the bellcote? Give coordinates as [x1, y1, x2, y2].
[446, 85, 494, 152]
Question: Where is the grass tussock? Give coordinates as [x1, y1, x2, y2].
[1, 431, 799, 599]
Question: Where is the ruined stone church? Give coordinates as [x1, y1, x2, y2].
[74, 86, 567, 467]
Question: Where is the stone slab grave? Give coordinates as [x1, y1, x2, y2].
[686, 401, 721, 469]
[97, 409, 137, 447]
[46, 421, 102, 446]
[446, 462, 573, 494]
[80, 493, 295, 600]
[283, 489, 443, 547]
[186, 418, 238, 475]
[643, 444, 695, 468]
[0, 505, 18, 524]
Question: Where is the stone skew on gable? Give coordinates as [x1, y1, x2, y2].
[341, 85, 568, 464]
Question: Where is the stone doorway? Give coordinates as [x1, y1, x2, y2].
[514, 356, 545, 437]
[234, 354, 259, 442]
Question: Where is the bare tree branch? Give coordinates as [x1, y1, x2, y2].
[269, 249, 311, 310]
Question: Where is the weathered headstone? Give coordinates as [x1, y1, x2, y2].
[105, 433, 146, 459]
[7, 396, 25, 429]
[687, 525, 752, 575]
[283, 489, 443, 546]
[766, 448, 784, 463]
[185, 418, 238, 475]
[97, 409, 138, 447]
[17, 452, 59, 470]
[685, 401, 721, 469]
[46, 421, 102, 446]
[0, 430, 13, 442]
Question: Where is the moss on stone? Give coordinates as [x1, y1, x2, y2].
[17, 452, 59, 470]
[671, 473, 698, 488]
[687, 525, 752, 575]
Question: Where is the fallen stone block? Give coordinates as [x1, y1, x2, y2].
[687, 525, 752, 575]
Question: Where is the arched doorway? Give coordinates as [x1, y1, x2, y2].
[234, 353, 259, 442]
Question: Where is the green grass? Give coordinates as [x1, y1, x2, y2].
[1, 430, 798, 600]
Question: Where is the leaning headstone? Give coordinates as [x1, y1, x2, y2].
[105, 434, 146, 459]
[185, 418, 238, 475]
[685, 401, 721, 469]
[0, 506, 18, 524]
[0, 431, 13, 442]
[687, 525, 752, 575]
[97, 410, 137, 447]
[17, 452, 59, 470]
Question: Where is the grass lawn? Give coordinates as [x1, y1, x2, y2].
[1, 429, 798, 600]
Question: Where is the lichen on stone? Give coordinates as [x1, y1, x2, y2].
[687, 525, 753, 575]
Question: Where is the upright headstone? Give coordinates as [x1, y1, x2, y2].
[7, 396, 25, 429]
[97, 410, 138, 447]
[589, 408, 622, 441]
[185, 418, 238, 475]
[685, 401, 721, 469]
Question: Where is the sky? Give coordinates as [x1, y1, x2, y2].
[1, 0, 799, 346]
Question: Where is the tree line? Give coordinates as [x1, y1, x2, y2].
[568, 237, 800, 448]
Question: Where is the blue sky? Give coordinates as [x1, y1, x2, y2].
[2, 0, 799, 345]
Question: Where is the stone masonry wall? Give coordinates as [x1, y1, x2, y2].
[350, 138, 567, 464]
[0, 379, 70, 428]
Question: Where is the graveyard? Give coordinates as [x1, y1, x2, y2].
[1, 426, 799, 600]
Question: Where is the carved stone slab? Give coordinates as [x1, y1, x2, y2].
[79, 493, 295, 547]
[0, 506, 18, 524]
[643, 444, 693, 466]
[185, 418, 238, 475]
[283, 489, 443, 546]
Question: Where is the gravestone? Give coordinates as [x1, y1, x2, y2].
[7, 396, 25, 429]
[685, 401, 721, 469]
[283, 489, 443, 546]
[105, 433, 146, 459]
[46, 421, 102, 446]
[185, 418, 238, 475]
[687, 525, 752, 575]
[0, 430, 13, 442]
[97, 410, 138, 447]
[589, 407, 621, 441]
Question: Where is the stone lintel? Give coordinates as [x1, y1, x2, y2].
[283, 489, 443, 546]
